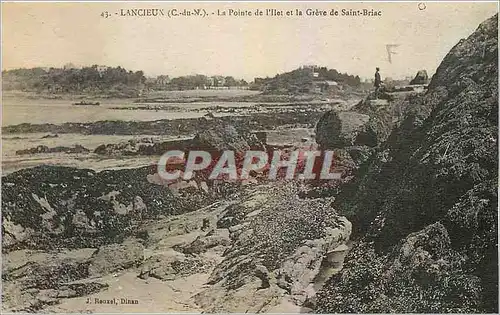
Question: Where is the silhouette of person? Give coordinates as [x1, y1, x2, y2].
[374, 67, 381, 99]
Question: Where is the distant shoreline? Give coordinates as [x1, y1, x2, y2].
[2, 90, 139, 100]
[2, 88, 363, 104]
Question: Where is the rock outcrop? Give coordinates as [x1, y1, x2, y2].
[315, 83, 417, 172]
[2, 248, 108, 312]
[315, 111, 371, 148]
[88, 238, 145, 277]
[91, 124, 267, 157]
[1, 165, 214, 252]
[194, 183, 351, 312]
[1, 170, 235, 312]
[3, 111, 324, 136]
[315, 14, 498, 313]
[316, 88, 413, 151]
[16, 145, 89, 155]
[409, 69, 429, 85]
[94, 138, 190, 156]
[2, 164, 353, 313]
[191, 123, 265, 152]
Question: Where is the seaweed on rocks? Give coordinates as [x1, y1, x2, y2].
[1, 165, 215, 252]
[315, 14, 498, 313]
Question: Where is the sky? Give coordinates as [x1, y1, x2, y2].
[2, 2, 498, 81]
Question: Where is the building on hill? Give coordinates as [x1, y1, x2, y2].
[96, 65, 108, 76]
[314, 80, 341, 93]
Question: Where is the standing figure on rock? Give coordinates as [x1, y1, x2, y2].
[374, 67, 382, 99]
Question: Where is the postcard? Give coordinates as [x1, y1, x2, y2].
[1, 1, 498, 313]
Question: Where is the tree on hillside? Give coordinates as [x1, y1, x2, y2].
[2, 66, 147, 94]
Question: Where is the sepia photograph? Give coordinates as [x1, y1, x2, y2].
[1, 1, 499, 313]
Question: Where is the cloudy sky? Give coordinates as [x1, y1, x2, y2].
[2, 2, 498, 80]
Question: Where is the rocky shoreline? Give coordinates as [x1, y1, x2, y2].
[2, 14, 498, 314]
[0, 86, 417, 312]
[314, 13, 498, 313]
[3, 110, 326, 136]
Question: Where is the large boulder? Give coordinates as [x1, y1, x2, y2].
[315, 111, 372, 148]
[409, 69, 429, 85]
[315, 86, 421, 172]
[191, 123, 265, 152]
[315, 99, 398, 150]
